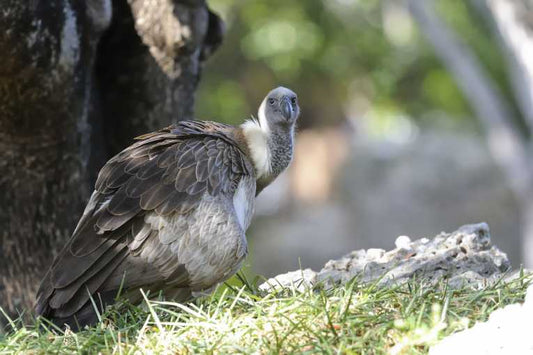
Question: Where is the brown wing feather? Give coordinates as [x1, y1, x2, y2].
[35, 121, 254, 329]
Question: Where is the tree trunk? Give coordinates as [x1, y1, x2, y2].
[0, 0, 222, 319]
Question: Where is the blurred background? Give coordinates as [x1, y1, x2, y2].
[195, 0, 533, 277]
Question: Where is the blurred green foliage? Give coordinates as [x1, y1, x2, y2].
[196, 0, 513, 138]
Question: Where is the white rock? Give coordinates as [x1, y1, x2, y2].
[430, 284, 533, 355]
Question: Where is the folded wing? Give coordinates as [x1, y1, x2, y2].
[35, 122, 254, 328]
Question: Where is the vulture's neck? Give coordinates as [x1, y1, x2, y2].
[240, 118, 294, 183]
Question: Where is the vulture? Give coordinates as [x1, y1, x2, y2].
[35, 87, 300, 329]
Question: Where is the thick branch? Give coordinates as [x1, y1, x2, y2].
[94, 0, 224, 158]
[408, 0, 532, 198]
[485, 0, 533, 135]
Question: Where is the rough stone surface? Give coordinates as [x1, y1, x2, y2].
[259, 223, 513, 292]
[430, 283, 533, 355]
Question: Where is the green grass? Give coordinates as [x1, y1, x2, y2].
[0, 271, 531, 354]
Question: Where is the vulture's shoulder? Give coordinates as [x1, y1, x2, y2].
[93, 121, 255, 229]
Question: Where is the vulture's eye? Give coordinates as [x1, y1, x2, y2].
[291, 97, 297, 105]
[268, 98, 275, 105]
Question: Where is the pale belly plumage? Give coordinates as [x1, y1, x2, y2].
[127, 176, 257, 292]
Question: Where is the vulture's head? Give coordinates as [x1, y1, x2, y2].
[258, 86, 299, 131]
[241, 86, 299, 181]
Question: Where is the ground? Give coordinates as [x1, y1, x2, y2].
[0, 271, 531, 354]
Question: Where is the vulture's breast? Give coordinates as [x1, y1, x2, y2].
[149, 176, 256, 290]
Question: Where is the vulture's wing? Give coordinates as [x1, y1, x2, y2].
[35, 121, 254, 328]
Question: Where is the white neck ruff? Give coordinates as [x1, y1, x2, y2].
[241, 98, 271, 178]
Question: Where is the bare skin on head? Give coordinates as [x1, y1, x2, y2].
[35, 87, 300, 330]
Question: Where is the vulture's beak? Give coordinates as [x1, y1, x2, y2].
[281, 96, 292, 120]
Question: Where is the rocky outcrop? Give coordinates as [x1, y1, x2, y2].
[260, 223, 516, 292]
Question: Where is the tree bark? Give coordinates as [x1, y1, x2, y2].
[94, 0, 223, 161]
[0, 0, 222, 319]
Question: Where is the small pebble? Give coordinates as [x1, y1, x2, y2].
[395, 235, 412, 249]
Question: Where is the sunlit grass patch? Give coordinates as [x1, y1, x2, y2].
[1, 271, 531, 354]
